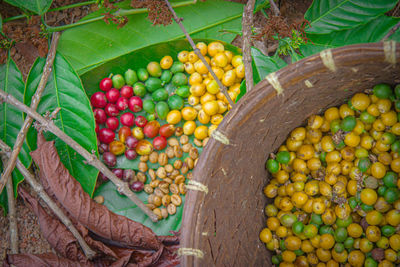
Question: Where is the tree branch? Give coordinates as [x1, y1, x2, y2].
[0, 140, 97, 260]
[242, 0, 255, 92]
[163, 0, 235, 107]
[0, 89, 158, 223]
[382, 21, 400, 41]
[0, 32, 60, 196]
[269, 0, 280, 16]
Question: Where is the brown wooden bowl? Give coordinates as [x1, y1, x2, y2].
[180, 42, 400, 266]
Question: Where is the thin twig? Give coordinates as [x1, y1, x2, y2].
[1, 156, 18, 254]
[164, 0, 235, 107]
[0, 140, 97, 260]
[242, 0, 255, 92]
[0, 32, 60, 196]
[269, 0, 280, 16]
[0, 90, 158, 223]
[382, 21, 400, 41]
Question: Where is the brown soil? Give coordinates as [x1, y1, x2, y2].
[0, 0, 311, 262]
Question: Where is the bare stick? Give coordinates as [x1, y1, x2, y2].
[164, 0, 235, 107]
[1, 156, 18, 254]
[0, 32, 60, 196]
[0, 140, 97, 260]
[0, 90, 158, 223]
[382, 21, 400, 41]
[242, 0, 255, 92]
[269, 0, 280, 16]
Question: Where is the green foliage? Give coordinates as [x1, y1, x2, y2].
[94, 181, 183, 236]
[254, 0, 270, 13]
[305, 0, 398, 34]
[24, 53, 98, 196]
[0, 56, 32, 214]
[4, 0, 53, 15]
[57, 0, 244, 75]
[251, 47, 287, 84]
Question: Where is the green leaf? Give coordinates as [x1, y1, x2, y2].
[94, 181, 184, 236]
[57, 0, 243, 75]
[297, 15, 400, 61]
[0, 55, 31, 214]
[24, 53, 98, 196]
[4, 0, 53, 15]
[0, 14, 3, 33]
[251, 47, 287, 84]
[305, 0, 398, 34]
[254, 0, 270, 13]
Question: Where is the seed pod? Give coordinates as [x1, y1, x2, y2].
[136, 172, 147, 183]
[171, 194, 182, 206]
[166, 147, 175, 158]
[189, 148, 199, 160]
[149, 152, 158, 163]
[203, 137, 209, 147]
[180, 135, 189, 145]
[153, 208, 162, 220]
[174, 146, 183, 158]
[154, 188, 164, 198]
[170, 184, 179, 194]
[158, 153, 168, 166]
[138, 162, 148, 172]
[148, 169, 156, 180]
[144, 184, 153, 194]
[175, 175, 185, 184]
[148, 194, 155, 204]
[167, 204, 177, 215]
[159, 181, 169, 190]
[181, 163, 189, 174]
[146, 203, 156, 210]
[173, 160, 183, 170]
[194, 138, 202, 147]
[164, 178, 173, 184]
[140, 155, 149, 162]
[94, 195, 104, 204]
[161, 208, 169, 219]
[168, 138, 179, 147]
[182, 143, 192, 153]
[162, 195, 171, 206]
[175, 127, 183, 137]
[171, 169, 180, 178]
[179, 183, 187, 195]
[156, 167, 167, 179]
[165, 164, 174, 173]
[153, 196, 162, 207]
[150, 180, 160, 188]
[185, 157, 194, 169]
[160, 187, 169, 195]
[187, 172, 193, 180]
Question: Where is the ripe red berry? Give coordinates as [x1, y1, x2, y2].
[153, 136, 167, 150]
[112, 168, 124, 179]
[99, 77, 112, 91]
[106, 117, 119, 131]
[120, 112, 135, 127]
[128, 96, 143, 112]
[102, 152, 116, 167]
[125, 136, 138, 149]
[94, 108, 107, 124]
[135, 115, 147, 127]
[130, 181, 144, 192]
[116, 97, 129, 111]
[106, 88, 120, 103]
[98, 128, 115, 144]
[90, 92, 107, 108]
[125, 149, 138, 160]
[105, 103, 119, 117]
[120, 85, 134, 98]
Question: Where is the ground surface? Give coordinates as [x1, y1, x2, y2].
[0, 0, 311, 262]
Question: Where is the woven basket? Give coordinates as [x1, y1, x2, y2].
[180, 42, 400, 266]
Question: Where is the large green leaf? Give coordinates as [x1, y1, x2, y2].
[25, 53, 98, 196]
[251, 47, 287, 84]
[305, 0, 398, 34]
[94, 181, 184, 236]
[296, 15, 400, 61]
[57, 0, 243, 75]
[0, 56, 31, 214]
[4, 0, 53, 15]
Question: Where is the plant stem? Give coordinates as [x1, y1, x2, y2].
[0, 32, 60, 197]
[242, 0, 255, 92]
[0, 140, 97, 260]
[269, 0, 281, 16]
[42, 0, 196, 32]
[164, 0, 235, 107]
[48, 0, 97, 12]
[382, 21, 400, 41]
[1, 156, 18, 254]
[0, 90, 158, 223]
